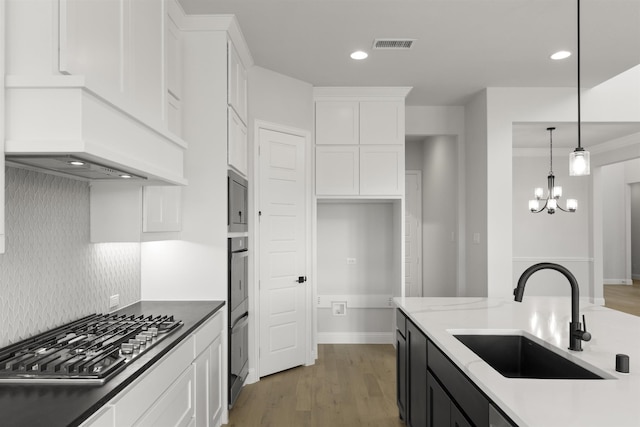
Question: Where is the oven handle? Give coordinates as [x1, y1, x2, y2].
[230, 312, 249, 330]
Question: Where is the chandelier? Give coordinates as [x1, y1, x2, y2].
[529, 127, 578, 214]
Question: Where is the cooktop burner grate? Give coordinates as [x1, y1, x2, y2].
[0, 313, 182, 384]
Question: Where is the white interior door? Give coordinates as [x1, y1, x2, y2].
[258, 128, 307, 377]
[405, 171, 422, 297]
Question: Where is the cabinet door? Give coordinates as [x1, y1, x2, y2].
[359, 101, 404, 145]
[136, 364, 195, 427]
[194, 346, 211, 427]
[315, 101, 359, 145]
[210, 336, 223, 425]
[396, 329, 407, 421]
[166, 15, 182, 101]
[427, 371, 450, 427]
[129, 0, 163, 123]
[228, 41, 247, 123]
[407, 320, 427, 427]
[59, 0, 122, 100]
[360, 145, 403, 196]
[143, 186, 182, 233]
[167, 93, 182, 136]
[315, 146, 359, 195]
[228, 108, 248, 176]
[451, 404, 473, 427]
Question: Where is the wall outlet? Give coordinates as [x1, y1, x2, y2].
[109, 294, 120, 309]
[346, 258, 356, 265]
[332, 301, 347, 316]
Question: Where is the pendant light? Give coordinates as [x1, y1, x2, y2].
[569, 0, 590, 176]
[529, 127, 578, 214]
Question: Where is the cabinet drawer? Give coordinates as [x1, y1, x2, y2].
[396, 309, 406, 337]
[135, 364, 195, 427]
[112, 336, 195, 426]
[428, 341, 488, 427]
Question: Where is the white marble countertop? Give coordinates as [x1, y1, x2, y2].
[394, 297, 640, 427]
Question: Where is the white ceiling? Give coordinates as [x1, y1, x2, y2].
[178, 0, 640, 147]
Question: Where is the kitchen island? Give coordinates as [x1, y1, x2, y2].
[0, 300, 225, 427]
[395, 297, 640, 427]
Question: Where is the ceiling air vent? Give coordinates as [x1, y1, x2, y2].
[373, 38, 416, 50]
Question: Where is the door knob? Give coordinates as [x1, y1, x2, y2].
[296, 276, 307, 284]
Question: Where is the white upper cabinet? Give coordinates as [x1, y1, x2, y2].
[60, 0, 164, 125]
[359, 145, 403, 195]
[359, 101, 404, 145]
[315, 146, 359, 195]
[228, 41, 248, 124]
[313, 88, 410, 197]
[4, 0, 187, 187]
[315, 101, 359, 145]
[228, 108, 248, 176]
[166, 15, 183, 101]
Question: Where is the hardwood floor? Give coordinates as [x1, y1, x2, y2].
[225, 344, 405, 427]
[604, 279, 640, 317]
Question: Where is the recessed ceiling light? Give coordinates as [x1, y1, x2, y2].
[68, 160, 85, 166]
[350, 50, 368, 60]
[550, 51, 571, 60]
[119, 174, 132, 179]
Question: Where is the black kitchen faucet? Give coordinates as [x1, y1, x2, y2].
[514, 262, 592, 351]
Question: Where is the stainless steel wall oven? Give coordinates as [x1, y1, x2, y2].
[228, 236, 249, 407]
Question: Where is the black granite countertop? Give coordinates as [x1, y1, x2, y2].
[0, 300, 225, 427]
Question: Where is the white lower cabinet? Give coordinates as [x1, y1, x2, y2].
[81, 311, 223, 427]
[136, 365, 195, 427]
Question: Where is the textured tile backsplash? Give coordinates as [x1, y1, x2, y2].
[0, 167, 141, 347]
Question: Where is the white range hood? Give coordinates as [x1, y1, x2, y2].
[4, 75, 188, 186]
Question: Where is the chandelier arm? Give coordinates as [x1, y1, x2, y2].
[556, 205, 570, 213]
[533, 199, 549, 214]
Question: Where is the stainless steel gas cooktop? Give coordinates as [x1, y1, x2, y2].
[0, 313, 182, 384]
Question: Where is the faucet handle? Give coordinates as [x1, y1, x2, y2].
[580, 314, 592, 342]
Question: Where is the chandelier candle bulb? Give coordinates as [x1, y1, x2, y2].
[534, 187, 544, 199]
[529, 200, 540, 212]
[552, 186, 563, 199]
[567, 199, 578, 212]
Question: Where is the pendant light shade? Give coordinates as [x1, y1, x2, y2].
[570, 0, 591, 176]
[569, 148, 590, 176]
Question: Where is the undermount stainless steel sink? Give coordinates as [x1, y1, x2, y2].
[453, 333, 605, 380]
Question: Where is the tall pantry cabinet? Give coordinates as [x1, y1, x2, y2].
[314, 87, 410, 344]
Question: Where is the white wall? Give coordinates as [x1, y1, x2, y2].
[141, 30, 229, 301]
[248, 66, 313, 132]
[600, 158, 640, 284]
[465, 90, 489, 297]
[602, 162, 628, 284]
[632, 183, 640, 279]
[405, 106, 467, 295]
[421, 136, 458, 296]
[316, 202, 395, 342]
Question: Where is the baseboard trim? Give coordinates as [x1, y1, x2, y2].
[317, 332, 394, 344]
[604, 279, 633, 285]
